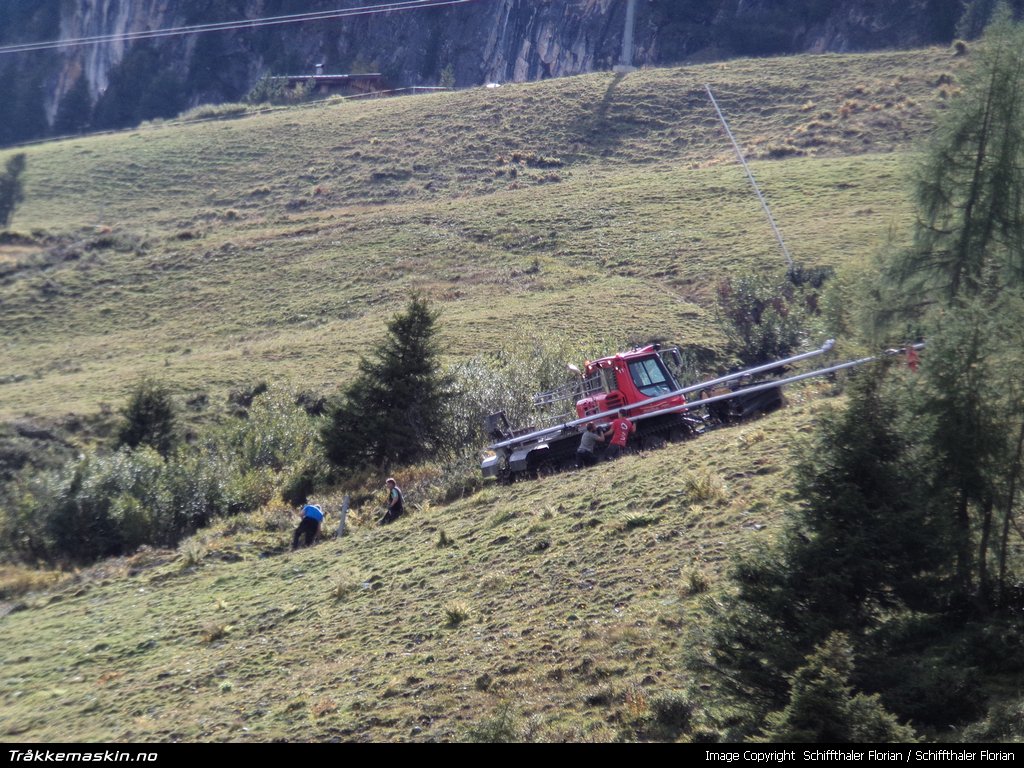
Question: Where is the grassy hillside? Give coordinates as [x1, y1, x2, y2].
[1, 47, 961, 421]
[0, 394, 831, 742]
[0, 45, 983, 742]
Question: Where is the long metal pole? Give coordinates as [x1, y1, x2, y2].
[705, 84, 794, 270]
[620, 0, 637, 68]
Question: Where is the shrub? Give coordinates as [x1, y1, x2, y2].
[0, 447, 171, 562]
[682, 471, 726, 504]
[177, 103, 249, 121]
[0, 564, 64, 599]
[246, 75, 313, 105]
[650, 691, 694, 737]
[178, 537, 207, 569]
[280, 456, 327, 506]
[716, 273, 820, 365]
[226, 390, 317, 472]
[2, 384, 323, 564]
[200, 621, 229, 643]
[436, 529, 456, 548]
[622, 511, 661, 530]
[962, 700, 1024, 741]
[465, 702, 526, 743]
[224, 467, 275, 515]
[443, 600, 471, 627]
[444, 330, 609, 453]
[685, 569, 710, 595]
[331, 569, 362, 601]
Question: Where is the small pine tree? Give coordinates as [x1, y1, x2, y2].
[701, 369, 949, 721]
[118, 379, 178, 457]
[322, 296, 450, 472]
[0, 153, 27, 229]
[760, 634, 916, 743]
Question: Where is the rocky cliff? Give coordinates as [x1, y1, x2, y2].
[0, 0, 1009, 146]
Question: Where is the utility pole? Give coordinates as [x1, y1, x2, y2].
[614, 0, 638, 73]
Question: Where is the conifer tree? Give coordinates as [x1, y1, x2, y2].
[118, 379, 178, 457]
[322, 296, 450, 472]
[701, 11, 1024, 739]
[882, 5, 1024, 316]
[875, 8, 1024, 607]
[0, 153, 26, 228]
[760, 634, 916, 743]
[702, 369, 944, 719]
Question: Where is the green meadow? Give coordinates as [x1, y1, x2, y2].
[0, 45, 988, 741]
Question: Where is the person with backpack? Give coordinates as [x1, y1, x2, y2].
[381, 478, 404, 524]
[292, 503, 324, 549]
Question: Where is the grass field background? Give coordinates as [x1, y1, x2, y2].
[1, 47, 958, 420]
[0, 45, 985, 741]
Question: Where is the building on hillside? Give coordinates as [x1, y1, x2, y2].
[274, 67, 388, 97]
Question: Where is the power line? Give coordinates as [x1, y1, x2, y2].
[0, 0, 478, 56]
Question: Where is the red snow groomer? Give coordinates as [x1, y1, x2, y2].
[480, 339, 921, 482]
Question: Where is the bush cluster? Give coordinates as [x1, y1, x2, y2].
[0, 389, 319, 564]
[715, 271, 827, 365]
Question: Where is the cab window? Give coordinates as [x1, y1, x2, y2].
[628, 357, 675, 396]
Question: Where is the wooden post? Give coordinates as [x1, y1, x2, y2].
[336, 494, 350, 537]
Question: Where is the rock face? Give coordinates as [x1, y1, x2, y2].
[0, 0, 996, 145]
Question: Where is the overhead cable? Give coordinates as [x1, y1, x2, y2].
[0, 0, 478, 55]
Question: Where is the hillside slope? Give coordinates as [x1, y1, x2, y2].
[0, 46, 978, 742]
[0, 395, 828, 742]
[2, 47, 961, 421]
[0, 0, 981, 146]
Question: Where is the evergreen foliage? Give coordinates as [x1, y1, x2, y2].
[702, 13, 1024, 738]
[759, 634, 916, 743]
[0, 152, 26, 228]
[881, 6, 1024, 317]
[875, 9, 1024, 608]
[702, 370, 944, 720]
[117, 379, 178, 457]
[957, 0, 1002, 39]
[322, 296, 450, 472]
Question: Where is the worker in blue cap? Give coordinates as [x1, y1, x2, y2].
[292, 503, 324, 549]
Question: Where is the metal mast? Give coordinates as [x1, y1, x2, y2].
[705, 84, 794, 270]
[616, 0, 638, 72]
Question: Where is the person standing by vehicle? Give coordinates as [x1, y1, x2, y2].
[382, 478, 404, 524]
[605, 409, 636, 460]
[576, 422, 606, 468]
[292, 503, 324, 549]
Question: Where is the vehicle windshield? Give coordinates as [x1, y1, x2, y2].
[627, 356, 676, 397]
